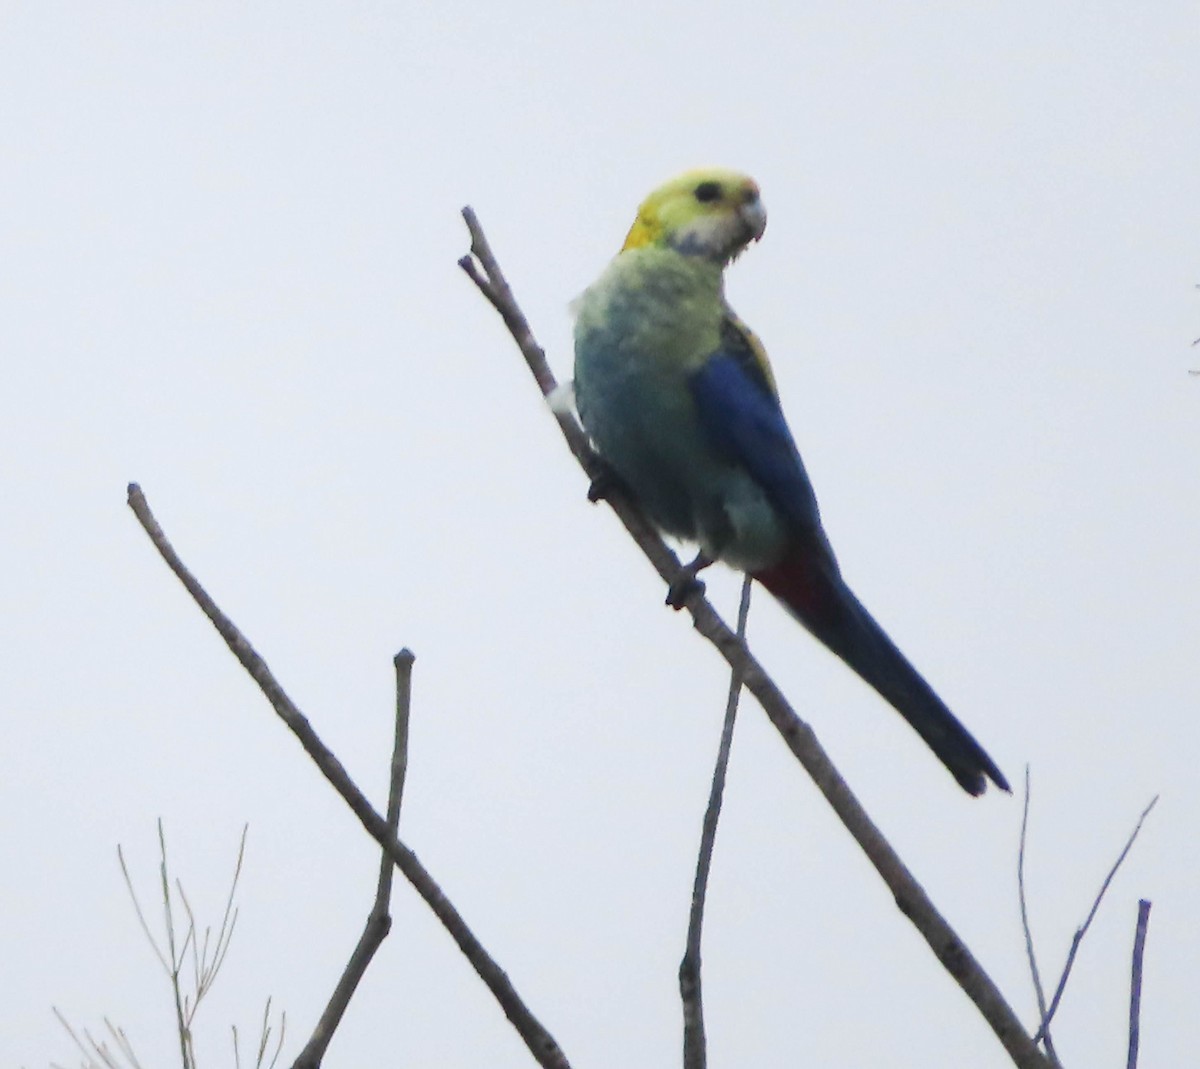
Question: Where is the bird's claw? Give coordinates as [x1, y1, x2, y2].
[666, 573, 706, 609]
[666, 552, 714, 610]
[586, 458, 630, 503]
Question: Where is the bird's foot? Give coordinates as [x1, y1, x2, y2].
[666, 552, 713, 610]
[586, 459, 628, 503]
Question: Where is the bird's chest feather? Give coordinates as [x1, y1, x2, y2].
[573, 255, 721, 498]
[572, 251, 788, 568]
[575, 252, 721, 415]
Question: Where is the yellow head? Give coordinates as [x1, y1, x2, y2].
[621, 168, 766, 262]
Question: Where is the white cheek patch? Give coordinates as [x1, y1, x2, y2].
[669, 216, 738, 259]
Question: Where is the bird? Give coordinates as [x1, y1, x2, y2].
[572, 168, 1009, 795]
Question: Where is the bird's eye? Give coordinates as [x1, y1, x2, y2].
[694, 181, 722, 203]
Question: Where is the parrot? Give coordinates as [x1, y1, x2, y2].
[572, 167, 1009, 795]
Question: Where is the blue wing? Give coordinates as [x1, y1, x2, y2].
[689, 318, 824, 537]
[692, 319, 1009, 795]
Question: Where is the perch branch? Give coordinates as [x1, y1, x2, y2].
[128, 485, 571, 1069]
[459, 208, 1049, 1069]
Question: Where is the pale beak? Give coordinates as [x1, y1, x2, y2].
[739, 196, 767, 242]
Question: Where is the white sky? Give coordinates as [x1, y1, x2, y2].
[3, 3, 1197, 1067]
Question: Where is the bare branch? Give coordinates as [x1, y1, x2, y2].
[680, 576, 752, 1069]
[260, 999, 288, 1069]
[50, 1009, 145, 1069]
[117, 844, 171, 976]
[1017, 768, 1059, 1064]
[380, 649, 415, 897]
[104, 1019, 145, 1069]
[128, 485, 571, 1069]
[234, 1002, 287, 1069]
[207, 825, 248, 987]
[460, 208, 1051, 1069]
[1034, 796, 1159, 1043]
[116, 823, 248, 1068]
[155, 822, 192, 1069]
[292, 650, 416, 1068]
[1126, 899, 1152, 1069]
[53, 1008, 122, 1069]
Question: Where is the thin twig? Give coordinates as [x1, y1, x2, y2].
[1017, 768, 1058, 1064]
[680, 576, 752, 1069]
[260, 999, 287, 1069]
[106, 1019, 145, 1069]
[50, 1010, 145, 1069]
[105, 825, 246, 1069]
[53, 1008, 118, 1069]
[1126, 899, 1152, 1069]
[459, 208, 1051, 1069]
[292, 650, 416, 1069]
[174, 880, 203, 1002]
[156, 822, 192, 1069]
[128, 485, 571, 1069]
[1034, 796, 1159, 1043]
[234, 1002, 287, 1069]
[118, 844, 171, 975]
[208, 825, 248, 986]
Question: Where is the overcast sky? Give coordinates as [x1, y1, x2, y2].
[3, 4, 1198, 1067]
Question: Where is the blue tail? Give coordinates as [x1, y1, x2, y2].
[755, 548, 1009, 795]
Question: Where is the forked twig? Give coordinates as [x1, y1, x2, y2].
[1033, 796, 1159, 1043]
[57, 826, 245, 1069]
[459, 207, 1050, 1069]
[128, 485, 570, 1069]
[233, 999, 287, 1069]
[116, 821, 246, 1069]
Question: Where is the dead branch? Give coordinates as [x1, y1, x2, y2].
[127, 484, 571, 1069]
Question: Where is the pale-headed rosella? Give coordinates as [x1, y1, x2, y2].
[572, 168, 1008, 795]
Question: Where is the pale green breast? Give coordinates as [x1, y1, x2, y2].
[573, 245, 789, 568]
[574, 246, 726, 374]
